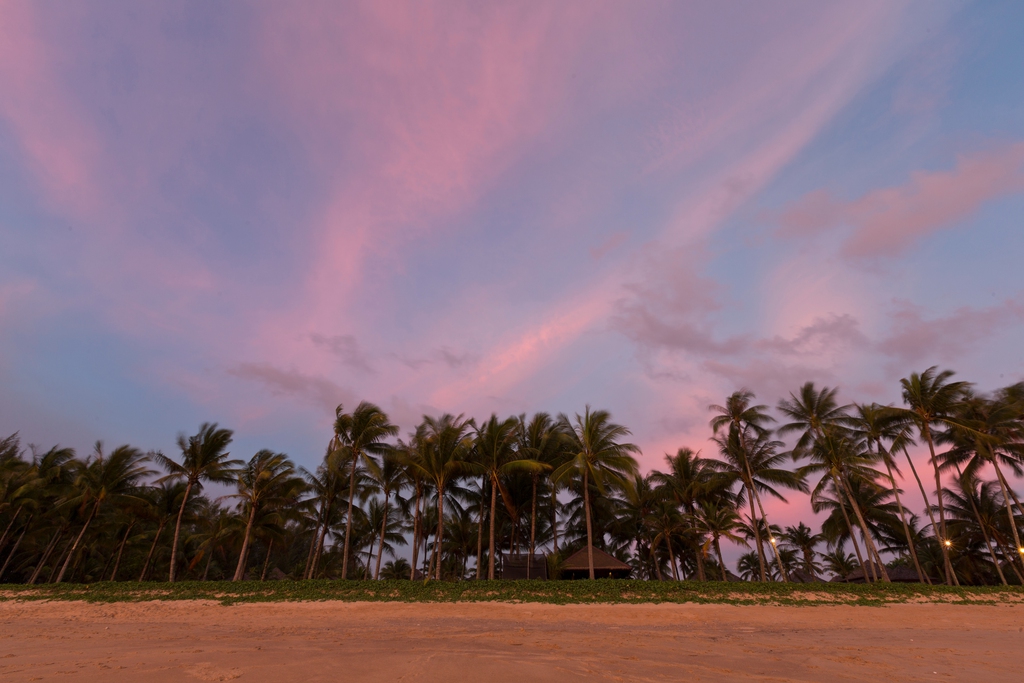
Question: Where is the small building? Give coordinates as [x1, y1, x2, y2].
[500, 553, 548, 580]
[559, 547, 631, 580]
[789, 568, 824, 583]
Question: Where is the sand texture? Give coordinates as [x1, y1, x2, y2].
[0, 600, 1020, 682]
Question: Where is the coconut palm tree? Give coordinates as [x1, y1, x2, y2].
[896, 367, 971, 585]
[473, 414, 545, 579]
[332, 402, 398, 580]
[696, 500, 743, 581]
[55, 443, 152, 583]
[780, 522, 823, 579]
[552, 407, 640, 580]
[410, 414, 475, 580]
[709, 391, 792, 581]
[229, 450, 304, 581]
[850, 403, 928, 583]
[155, 423, 237, 582]
[371, 450, 407, 580]
[517, 413, 559, 578]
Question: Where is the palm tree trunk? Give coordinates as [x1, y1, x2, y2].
[364, 533, 376, 579]
[29, 527, 63, 585]
[341, 451, 359, 580]
[922, 426, 957, 585]
[168, 480, 194, 583]
[667, 539, 680, 581]
[435, 482, 445, 580]
[551, 486, 559, 554]
[303, 519, 319, 580]
[830, 473, 869, 580]
[582, 469, 597, 580]
[838, 474, 889, 582]
[743, 485, 767, 582]
[202, 548, 214, 581]
[374, 491, 390, 580]
[527, 474, 538, 579]
[476, 478, 485, 580]
[902, 449, 945, 583]
[749, 484, 787, 581]
[694, 539, 706, 581]
[954, 464, 1006, 585]
[233, 504, 257, 581]
[261, 539, 274, 581]
[311, 500, 333, 579]
[714, 537, 728, 581]
[110, 522, 135, 581]
[56, 502, 99, 583]
[0, 515, 32, 581]
[49, 533, 77, 583]
[996, 537, 1024, 583]
[990, 462, 1024, 574]
[880, 451, 928, 583]
[488, 476, 498, 580]
[0, 505, 22, 555]
[652, 542, 664, 581]
[138, 521, 166, 582]
[410, 483, 422, 580]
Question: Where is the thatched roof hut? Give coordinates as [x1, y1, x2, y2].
[500, 553, 548, 580]
[559, 547, 631, 580]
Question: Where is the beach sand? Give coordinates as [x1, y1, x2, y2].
[0, 600, 1019, 682]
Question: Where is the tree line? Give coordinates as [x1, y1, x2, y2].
[1, 366, 1022, 586]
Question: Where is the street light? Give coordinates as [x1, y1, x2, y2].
[943, 540, 952, 548]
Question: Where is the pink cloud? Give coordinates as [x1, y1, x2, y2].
[878, 298, 1024, 364]
[775, 143, 1024, 257]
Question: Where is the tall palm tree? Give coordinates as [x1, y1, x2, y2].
[410, 414, 475, 580]
[155, 423, 237, 582]
[798, 427, 890, 582]
[851, 403, 928, 583]
[896, 367, 971, 585]
[780, 522, 823, 579]
[372, 450, 407, 580]
[709, 391, 791, 581]
[696, 500, 743, 581]
[332, 402, 398, 580]
[517, 413, 559, 578]
[55, 443, 152, 583]
[552, 407, 640, 580]
[474, 414, 544, 579]
[229, 450, 304, 581]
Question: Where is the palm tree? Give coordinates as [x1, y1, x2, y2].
[696, 501, 743, 581]
[851, 403, 929, 583]
[410, 414, 475, 580]
[55, 443, 152, 583]
[369, 449, 407, 579]
[896, 367, 971, 585]
[798, 427, 890, 582]
[552, 407, 640, 580]
[136, 481, 189, 581]
[473, 414, 544, 579]
[155, 423, 237, 582]
[780, 522, 823, 579]
[229, 450, 303, 581]
[332, 402, 398, 580]
[517, 413, 559, 578]
[709, 391, 792, 581]
[821, 547, 857, 579]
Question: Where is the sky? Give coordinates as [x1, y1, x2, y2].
[2, 1, 1023, 534]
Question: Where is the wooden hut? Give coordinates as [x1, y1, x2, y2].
[559, 547, 631, 580]
[500, 553, 548, 580]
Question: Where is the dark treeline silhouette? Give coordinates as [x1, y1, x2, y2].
[1, 367, 1022, 586]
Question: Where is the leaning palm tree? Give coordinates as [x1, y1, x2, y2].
[410, 414, 475, 580]
[55, 443, 152, 583]
[332, 402, 398, 579]
[552, 407, 640, 580]
[896, 367, 971, 585]
[155, 423, 237, 582]
[229, 450, 303, 581]
[851, 403, 929, 583]
[709, 391, 787, 581]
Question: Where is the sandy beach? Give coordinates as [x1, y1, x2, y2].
[0, 600, 1020, 682]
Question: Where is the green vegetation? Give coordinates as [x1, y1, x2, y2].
[0, 579, 1019, 606]
[2, 369, 1024, 588]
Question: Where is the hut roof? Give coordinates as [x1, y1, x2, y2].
[841, 564, 921, 583]
[560, 547, 631, 571]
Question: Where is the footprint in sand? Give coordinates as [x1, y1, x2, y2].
[183, 662, 243, 681]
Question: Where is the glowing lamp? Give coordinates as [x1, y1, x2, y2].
[943, 540, 952, 547]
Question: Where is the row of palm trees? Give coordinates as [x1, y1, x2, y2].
[1, 367, 1022, 585]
